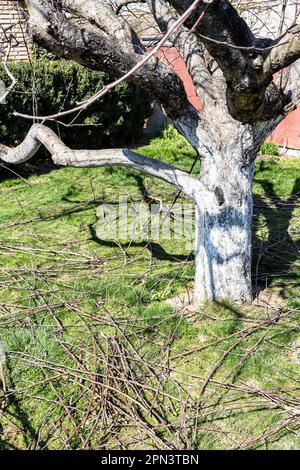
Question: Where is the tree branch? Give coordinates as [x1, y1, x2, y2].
[281, 59, 300, 108]
[63, 0, 143, 54]
[267, 24, 300, 74]
[0, 34, 17, 104]
[24, 1, 300, 125]
[146, 0, 219, 101]
[167, 0, 293, 123]
[0, 124, 205, 199]
[169, 0, 256, 75]
[25, 0, 188, 119]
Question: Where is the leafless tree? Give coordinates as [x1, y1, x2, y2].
[1, 0, 300, 304]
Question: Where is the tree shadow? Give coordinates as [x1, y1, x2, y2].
[89, 224, 194, 262]
[0, 150, 54, 184]
[2, 394, 48, 450]
[1, 361, 49, 450]
[252, 177, 300, 294]
[89, 174, 194, 262]
[132, 174, 155, 205]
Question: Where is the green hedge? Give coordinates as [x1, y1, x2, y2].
[0, 56, 151, 152]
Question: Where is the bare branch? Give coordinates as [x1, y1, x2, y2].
[0, 34, 17, 104]
[267, 24, 300, 74]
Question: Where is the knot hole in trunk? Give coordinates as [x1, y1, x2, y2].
[214, 187, 225, 206]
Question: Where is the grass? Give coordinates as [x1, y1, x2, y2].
[260, 141, 280, 157]
[0, 127, 299, 449]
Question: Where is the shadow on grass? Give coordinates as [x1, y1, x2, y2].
[0, 150, 54, 184]
[252, 177, 300, 293]
[1, 362, 48, 450]
[3, 394, 48, 450]
[89, 224, 194, 262]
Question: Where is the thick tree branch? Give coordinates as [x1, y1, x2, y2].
[267, 24, 300, 73]
[282, 58, 300, 107]
[25, 0, 188, 119]
[167, 0, 294, 123]
[113, 0, 140, 14]
[23, 1, 300, 125]
[146, 0, 219, 102]
[0, 124, 205, 199]
[169, 0, 256, 74]
[63, 0, 143, 53]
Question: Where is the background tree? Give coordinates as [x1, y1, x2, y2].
[1, 0, 300, 304]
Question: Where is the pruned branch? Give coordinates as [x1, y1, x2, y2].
[0, 124, 205, 199]
[267, 24, 300, 74]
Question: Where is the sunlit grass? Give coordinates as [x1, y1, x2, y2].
[0, 128, 299, 449]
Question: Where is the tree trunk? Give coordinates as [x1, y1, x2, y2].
[193, 140, 255, 304]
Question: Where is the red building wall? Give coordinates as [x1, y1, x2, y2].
[268, 107, 300, 150]
[157, 48, 202, 113]
[158, 47, 300, 150]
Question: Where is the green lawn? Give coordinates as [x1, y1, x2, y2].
[0, 128, 299, 449]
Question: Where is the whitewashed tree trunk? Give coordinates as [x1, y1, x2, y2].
[0, 107, 274, 307]
[193, 136, 255, 304]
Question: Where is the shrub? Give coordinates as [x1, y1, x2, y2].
[0, 53, 151, 153]
[260, 141, 280, 157]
